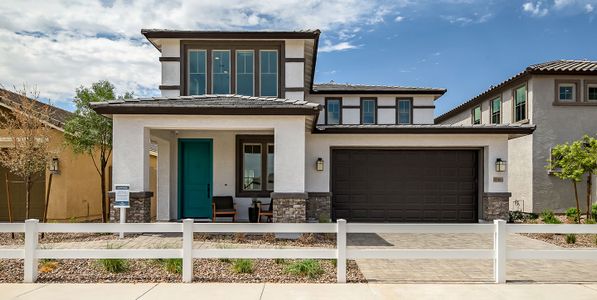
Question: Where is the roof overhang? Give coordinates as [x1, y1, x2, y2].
[92, 105, 320, 116]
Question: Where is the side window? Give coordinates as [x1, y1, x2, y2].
[514, 84, 527, 122]
[188, 50, 206, 95]
[397, 98, 412, 124]
[586, 82, 597, 101]
[491, 97, 501, 124]
[471, 105, 481, 125]
[326, 98, 341, 125]
[260, 50, 278, 97]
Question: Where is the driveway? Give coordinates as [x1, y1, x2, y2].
[348, 233, 597, 283]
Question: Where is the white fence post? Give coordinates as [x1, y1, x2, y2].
[24, 219, 39, 283]
[336, 219, 347, 283]
[494, 219, 506, 284]
[182, 218, 193, 283]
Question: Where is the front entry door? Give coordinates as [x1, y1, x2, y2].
[179, 139, 213, 219]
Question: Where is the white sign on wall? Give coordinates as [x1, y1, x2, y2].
[113, 184, 130, 208]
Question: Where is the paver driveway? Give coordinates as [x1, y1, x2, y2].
[348, 233, 597, 283]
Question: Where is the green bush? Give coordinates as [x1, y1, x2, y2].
[565, 234, 577, 244]
[98, 258, 128, 273]
[565, 207, 580, 223]
[162, 258, 182, 274]
[508, 211, 539, 223]
[285, 259, 324, 279]
[586, 218, 596, 224]
[232, 259, 253, 274]
[592, 203, 597, 220]
[540, 209, 562, 224]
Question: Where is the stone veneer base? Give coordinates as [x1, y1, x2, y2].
[108, 191, 153, 223]
[482, 192, 511, 221]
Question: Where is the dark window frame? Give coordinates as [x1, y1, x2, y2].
[180, 40, 285, 97]
[490, 96, 501, 124]
[235, 135, 275, 198]
[584, 80, 597, 102]
[471, 105, 482, 125]
[360, 97, 377, 125]
[325, 97, 342, 125]
[235, 49, 255, 96]
[396, 97, 413, 124]
[513, 83, 528, 123]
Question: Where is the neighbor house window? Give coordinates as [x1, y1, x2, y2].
[472, 105, 481, 125]
[558, 83, 576, 101]
[361, 98, 376, 124]
[188, 50, 207, 95]
[397, 98, 412, 124]
[586, 83, 597, 101]
[260, 50, 278, 97]
[236, 50, 254, 96]
[212, 50, 230, 94]
[490, 97, 501, 124]
[236, 135, 274, 197]
[326, 98, 341, 125]
[514, 84, 527, 122]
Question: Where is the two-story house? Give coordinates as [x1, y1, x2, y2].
[91, 29, 534, 224]
[436, 60, 597, 214]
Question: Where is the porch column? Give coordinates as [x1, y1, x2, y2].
[482, 137, 510, 221]
[272, 118, 307, 223]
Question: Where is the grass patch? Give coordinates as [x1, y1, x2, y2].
[232, 259, 253, 274]
[98, 243, 128, 273]
[540, 209, 562, 224]
[39, 259, 59, 273]
[285, 259, 324, 279]
[565, 234, 577, 244]
[153, 258, 183, 274]
[274, 258, 286, 265]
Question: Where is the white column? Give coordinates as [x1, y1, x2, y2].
[24, 219, 39, 283]
[274, 118, 306, 193]
[155, 136, 171, 221]
[484, 136, 509, 193]
[113, 117, 150, 191]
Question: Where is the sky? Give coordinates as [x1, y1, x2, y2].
[0, 0, 596, 116]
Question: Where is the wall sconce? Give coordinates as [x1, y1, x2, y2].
[495, 158, 506, 172]
[49, 157, 60, 174]
[316, 158, 324, 172]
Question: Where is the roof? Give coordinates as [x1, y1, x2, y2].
[311, 83, 447, 96]
[315, 123, 535, 137]
[0, 88, 72, 130]
[90, 94, 321, 115]
[435, 60, 597, 123]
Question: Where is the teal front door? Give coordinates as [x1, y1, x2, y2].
[178, 139, 213, 219]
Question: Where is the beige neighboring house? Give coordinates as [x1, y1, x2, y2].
[0, 88, 159, 221]
[436, 60, 597, 214]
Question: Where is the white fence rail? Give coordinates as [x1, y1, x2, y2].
[1, 219, 597, 283]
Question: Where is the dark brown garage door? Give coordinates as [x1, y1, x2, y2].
[331, 149, 478, 223]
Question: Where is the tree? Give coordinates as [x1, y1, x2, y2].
[0, 87, 54, 220]
[64, 81, 132, 222]
[578, 135, 597, 220]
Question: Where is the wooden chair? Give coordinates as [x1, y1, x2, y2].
[212, 196, 236, 222]
[257, 199, 273, 223]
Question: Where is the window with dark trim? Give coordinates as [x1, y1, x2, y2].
[325, 98, 341, 125]
[260, 50, 278, 97]
[471, 105, 481, 125]
[188, 50, 207, 95]
[585, 81, 597, 101]
[361, 98, 377, 124]
[236, 50, 254, 96]
[212, 50, 231, 94]
[397, 98, 412, 124]
[514, 84, 527, 122]
[490, 97, 501, 124]
[236, 135, 274, 197]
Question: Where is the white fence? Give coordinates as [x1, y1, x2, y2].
[1, 219, 597, 283]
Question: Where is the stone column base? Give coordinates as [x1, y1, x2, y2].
[108, 191, 153, 223]
[307, 192, 331, 222]
[482, 192, 511, 221]
[271, 192, 307, 223]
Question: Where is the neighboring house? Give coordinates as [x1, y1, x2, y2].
[91, 29, 534, 224]
[436, 60, 597, 214]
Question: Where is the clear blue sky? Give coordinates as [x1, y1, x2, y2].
[1, 0, 596, 116]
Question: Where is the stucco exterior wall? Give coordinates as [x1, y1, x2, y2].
[507, 135, 533, 212]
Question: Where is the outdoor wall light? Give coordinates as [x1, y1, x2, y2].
[49, 157, 60, 174]
[495, 158, 506, 172]
[316, 158, 324, 172]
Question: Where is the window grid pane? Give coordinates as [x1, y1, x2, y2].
[472, 106, 481, 124]
[260, 50, 278, 97]
[242, 143, 262, 191]
[559, 86, 573, 100]
[491, 98, 501, 124]
[588, 87, 597, 101]
[188, 50, 206, 95]
[212, 50, 230, 94]
[362, 99, 376, 124]
[398, 99, 411, 124]
[515, 86, 526, 122]
[236, 50, 254, 96]
[327, 99, 340, 124]
[266, 144, 274, 191]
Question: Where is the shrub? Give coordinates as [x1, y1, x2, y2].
[162, 258, 182, 274]
[285, 259, 324, 279]
[274, 258, 286, 265]
[565, 234, 577, 244]
[232, 259, 253, 274]
[592, 203, 597, 220]
[586, 218, 596, 224]
[565, 207, 580, 223]
[98, 258, 128, 273]
[39, 259, 58, 273]
[508, 211, 539, 223]
[540, 209, 561, 224]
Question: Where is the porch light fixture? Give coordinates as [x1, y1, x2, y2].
[49, 157, 60, 174]
[316, 158, 324, 172]
[495, 158, 506, 172]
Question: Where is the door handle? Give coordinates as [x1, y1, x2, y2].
[207, 184, 210, 198]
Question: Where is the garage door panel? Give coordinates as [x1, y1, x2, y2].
[332, 149, 478, 223]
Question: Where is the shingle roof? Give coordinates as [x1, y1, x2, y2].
[141, 29, 320, 41]
[435, 60, 597, 123]
[311, 83, 446, 95]
[315, 123, 535, 136]
[0, 88, 72, 129]
[90, 94, 321, 115]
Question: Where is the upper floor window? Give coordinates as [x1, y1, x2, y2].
[514, 84, 527, 122]
[325, 98, 341, 125]
[490, 97, 501, 124]
[260, 50, 278, 97]
[397, 98, 412, 124]
[361, 98, 376, 124]
[188, 50, 207, 95]
[471, 105, 481, 125]
[212, 50, 231, 94]
[236, 50, 254, 96]
[558, 83, 576, 102]
[586, 82, 597, 101]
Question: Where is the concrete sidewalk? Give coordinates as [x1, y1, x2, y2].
[2, 283, 597, 300]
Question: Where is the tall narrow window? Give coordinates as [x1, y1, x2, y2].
[326, 98, 341, 125]
[242, 144, 262, 191]
[266, 144, 274, 191]
[260, 50, 278, 97]
[361, 98, 376, 124]
[237, 135, 274, 197]
[236, 50, 254, 96]
[491, 97, 501, 124]
[472, 105, 481, 124]
[212, 50, 230, 94]
[188, 50, 206, 95]
[397, 99, 412, 124]
[514, 85, 527, 122]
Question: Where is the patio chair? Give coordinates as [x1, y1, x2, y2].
[257, 199, 273, 223]
[212, 196, 236, 222]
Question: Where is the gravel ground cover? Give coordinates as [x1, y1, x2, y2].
[0, 232, 121, 246]
[515, 214, 597, 248]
